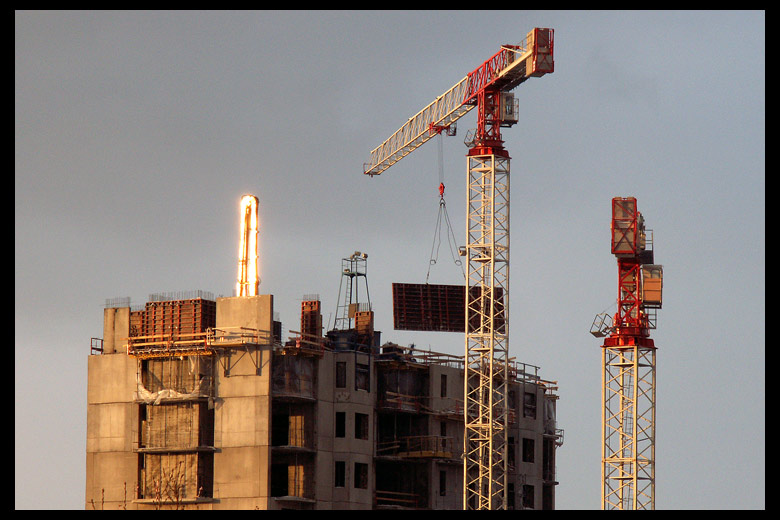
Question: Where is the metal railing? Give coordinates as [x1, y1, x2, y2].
[206, 326, 275, 347]
[377, 435, 459, 459]
[126, 332, 211, 359]
[375, 489, 420, 508]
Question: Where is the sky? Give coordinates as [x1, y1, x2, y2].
[15, 10, 764, 510]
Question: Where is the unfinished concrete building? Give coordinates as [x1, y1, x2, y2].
[86, 291, 562, 509]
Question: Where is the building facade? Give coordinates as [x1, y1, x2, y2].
[86, 294, 562, 509]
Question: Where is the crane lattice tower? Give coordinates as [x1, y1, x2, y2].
[594, 197, 663, 510]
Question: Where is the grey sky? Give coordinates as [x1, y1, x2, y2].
[15, 10, 764, 509]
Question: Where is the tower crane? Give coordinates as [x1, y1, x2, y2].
[590, 197, 663, 509]
[363, 28, 554, 510]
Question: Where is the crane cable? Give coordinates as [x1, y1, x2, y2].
[426, 133, 465, 283]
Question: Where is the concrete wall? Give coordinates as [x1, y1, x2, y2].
[85, 343, 138, 509]
[330, 350, 374, 509]
[314, 351, 335, 507]
[212, 295, 274, 510]
[511, 381, 552, 509]
[216, 295, 273, 334]
[102, 306, 129, 354]
[427, 363, 464, 509]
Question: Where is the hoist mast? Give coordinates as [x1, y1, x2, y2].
[363, 28, 554, 510]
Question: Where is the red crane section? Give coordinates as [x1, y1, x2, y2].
[605, 197, 662, 347]
[463, 28, 554, 104]
[463, 28, 554, 156]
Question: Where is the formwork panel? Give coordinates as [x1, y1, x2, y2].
[130, 309, 144, 337]
[354, 311, 374, 335]
[392, 283, 505, 333]
[300, 300, 322, 339]
[140, 298, 216, 337]
[392, 283, 465, 332]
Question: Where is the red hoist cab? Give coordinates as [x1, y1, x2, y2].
[606, 197, 663, 347]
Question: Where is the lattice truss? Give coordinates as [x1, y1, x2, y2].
[602, 345, 656, 510]
[464, 154, 510, 510]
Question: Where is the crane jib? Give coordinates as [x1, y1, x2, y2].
[362, 78, 473, 176]
[462, 45, 529, 105]
[362, 28, 553, 177]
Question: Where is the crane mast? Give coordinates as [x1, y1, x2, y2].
[363, 28, 554, 510]
[592, 197, 663, 510]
